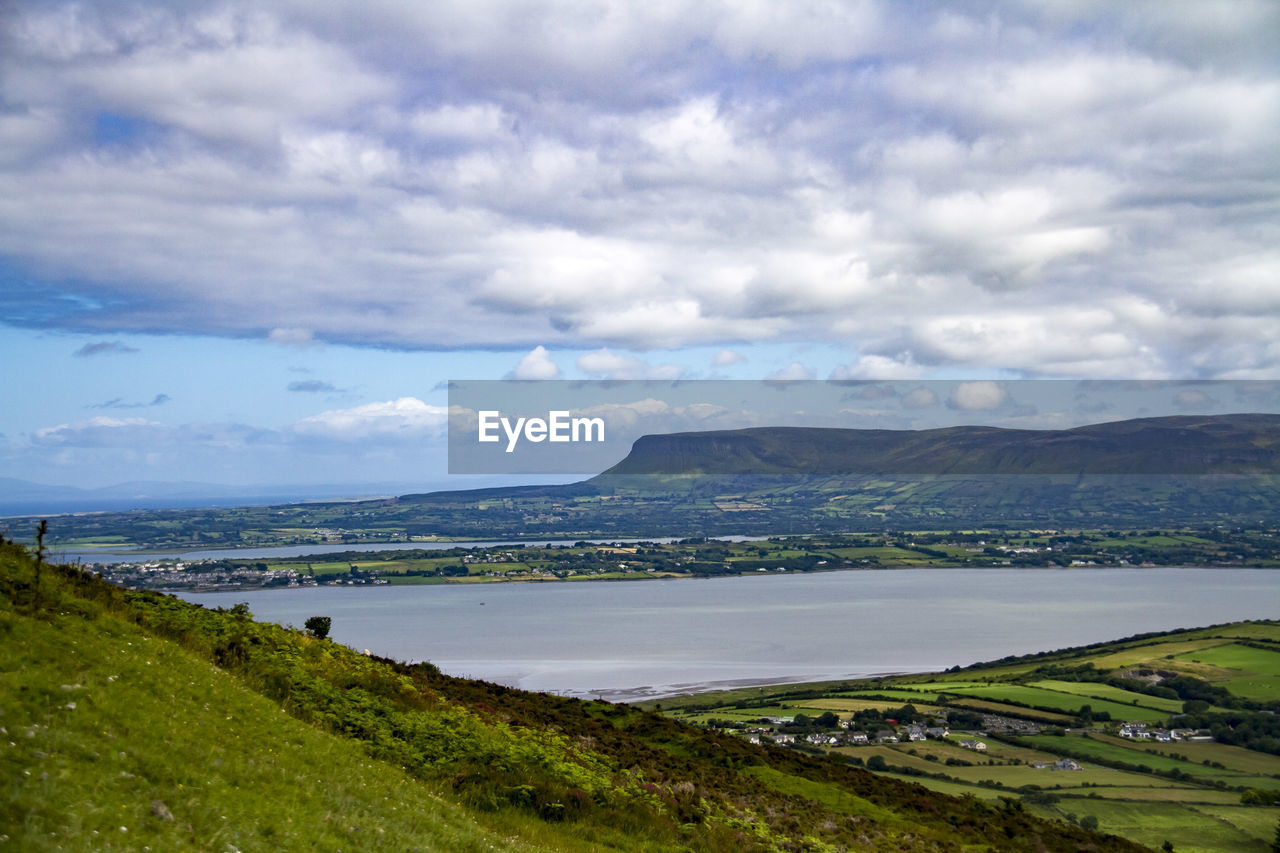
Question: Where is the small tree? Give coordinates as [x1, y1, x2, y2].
[304, 616, 332, 639]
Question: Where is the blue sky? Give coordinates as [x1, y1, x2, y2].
[1, 1, 1278, 489]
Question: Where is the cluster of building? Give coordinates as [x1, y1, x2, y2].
[1117, 722, 1203, 742]
[93, 561, 389, 591]
[739, 717, 952, 747]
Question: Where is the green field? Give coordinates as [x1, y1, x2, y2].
[1053, 786, 1243, 804]
[1089, 733, 1280, 777]
[0, 585, 558, 852]
[11, 542, 1157, 852]
[834, 688, 948, 703]
[1021, 734, 1276, 788]
[650, 619, 1280, 852]
[1176, 642, 1280, 701]
[1178, 642, 1280, 674]
[943, 684, 1173, 722]
[877, 772, 1005, 800]
[1033, 799, 1268, 853]
[1028, 679, 1188, 713]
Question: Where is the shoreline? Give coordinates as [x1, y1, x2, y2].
[562, 671, 919, 704]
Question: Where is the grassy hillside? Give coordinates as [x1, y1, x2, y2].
[0, 542, 1145, 851]
[16, 415, 1280, 549]
[601, 415, 1280, 476]
[646, 622, 1280, 852]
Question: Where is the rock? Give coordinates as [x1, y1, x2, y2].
[150, 800, 175, 821]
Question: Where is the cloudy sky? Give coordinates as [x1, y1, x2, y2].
[1, 1, 1278, 490]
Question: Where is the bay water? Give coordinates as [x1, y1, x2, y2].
[181, 567, 1278, 701]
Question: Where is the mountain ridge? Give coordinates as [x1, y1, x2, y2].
[598, 413, 1280, 477]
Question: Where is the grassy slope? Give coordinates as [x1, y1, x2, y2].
[644, 620, 1280, 852]
[0, 543, 1145, 852]
[0, 590, 569, 852]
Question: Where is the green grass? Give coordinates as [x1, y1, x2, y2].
[795, 697, 944, 715]
[0, 593, 563, 852]
[1190, 805, 1280, 847]
[1021, 734, 1269, 787]
[1086, 639, 1244, 671]
[3, 544, 1146, 853]
[833, 688, 946, 703]
[1053, 786, 1243, 804]
[882, 680, 986, 690]
[942, 684, 1172, 723]
[1028, 679, 1188, 713]
[1175, 642, 1280, 701]
[876, 772, 1005, 800]
[1043, 799, 1270, 853]
[1177, 643, 1280, 675]
[652, 618, 1280, 851]
[741, 765, 902, 823]
[1089, 733, 1280, 777]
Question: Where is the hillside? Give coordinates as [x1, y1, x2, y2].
[600, 415, 1280, 476]
[644, 620, 1280, 852]
[23, 415, 1280, 549]
[0, 542, 1144, 851]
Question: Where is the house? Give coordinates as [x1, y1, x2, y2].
[847, 732, 869, 744]
[771, 734, 795, 745]
[875, 730, 899, 743]
[1053, 758, 1083, 771]
[905, 726, 927, 742]
[958, 740, 987, 751]
[925, 726, 949, 739]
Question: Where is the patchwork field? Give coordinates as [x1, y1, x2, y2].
[1028, 679, 1189, 712]
[651, 619, 1280, 852]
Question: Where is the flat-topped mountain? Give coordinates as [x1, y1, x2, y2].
[15, 415, 1280, 545]
[600, 414, 1280, 476]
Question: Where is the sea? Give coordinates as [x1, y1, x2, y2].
[180, 566, 1279, 702]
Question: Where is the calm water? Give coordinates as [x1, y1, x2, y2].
[181, 568, 1279, 701]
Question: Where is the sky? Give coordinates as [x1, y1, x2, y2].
[1, 1, 1278, 490]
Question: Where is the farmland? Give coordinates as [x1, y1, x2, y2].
[645, 620, 1280, 852]
[58, 526, 1280, 593]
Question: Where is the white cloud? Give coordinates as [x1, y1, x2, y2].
[293, 397, 448, 441]
[1, 1, 1277, 377]
[830, 355, 924, 380]
[947, 381, 1008, 411]
[901, 388, 939, 409]
[508, 345, 561, 379]
[1173, 389, 1215, 410]
[575, 348, 685, 380]
[766, 362, 815, 381]
[409, 103, 513, 141]
[712, 348, 745, 366]
[34, 416, 163, 445]
[268, 327, 317, 347]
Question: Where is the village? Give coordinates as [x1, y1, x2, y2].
[709, 707, 1218, 778]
